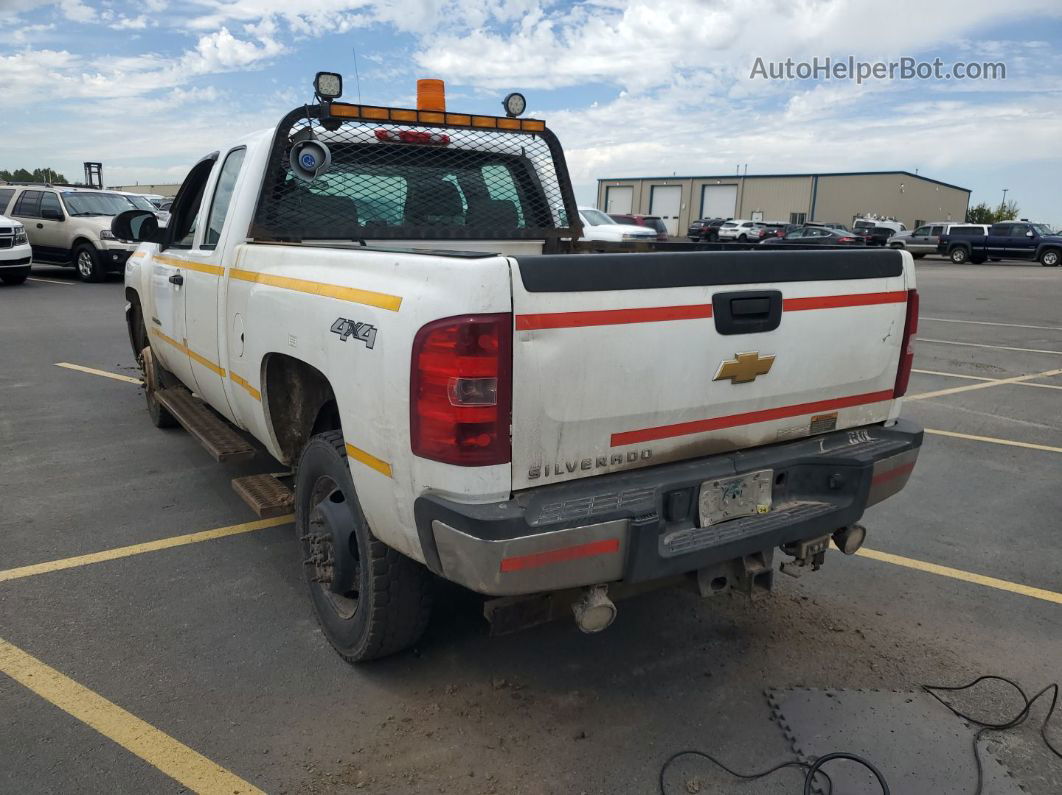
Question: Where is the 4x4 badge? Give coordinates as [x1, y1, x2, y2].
[330, 318, 377, 349]
[714, 352, 775, 384]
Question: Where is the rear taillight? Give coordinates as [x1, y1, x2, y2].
[410, 314, 512, 466]
[893, 289, 919, 397]
[837, 236, 856, 243]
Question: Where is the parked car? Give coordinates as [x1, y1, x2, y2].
[861, 226, 896, 247]
[939, 220, 1062, 266]
[609, 213, 668, 241]
[764, 226, 866, 246]
[0, 213, 33, 285]
[687, 217, 727, 241]
[4, 184, 141, 281]
[854, 218, 906, 236]
[755, 222, 795, 241]
[889, 222, 962, 258]
[578, 207, 657, 242]
[717, 219, 763, 241]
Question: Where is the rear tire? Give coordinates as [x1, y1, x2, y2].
[0, 267, 30, 285]
[296, 431, 433, 663]
[73, 243, 106, 282]
[737, 234, 748, 242]
[912, 253, 925, 259]
[949, 247, 970, 264]
[141, 346, 178, 428]
[1040, 249, 1060, 267]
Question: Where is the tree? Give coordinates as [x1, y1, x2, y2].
[0, 167, 69, 184]
[965, 199, 1020, 224]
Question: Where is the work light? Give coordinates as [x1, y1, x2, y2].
[314, 71, 343, 100]
[502, 92, 526, 117]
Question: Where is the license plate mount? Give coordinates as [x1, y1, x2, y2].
[698, 469, 773, 526]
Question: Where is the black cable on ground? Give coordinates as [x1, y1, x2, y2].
[922, 676, 1062, 795]
[659, 675, 1061, 794]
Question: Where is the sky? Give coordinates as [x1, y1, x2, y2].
[2, 0, 1061, 223]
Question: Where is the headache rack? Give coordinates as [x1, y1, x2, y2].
[249, 102, 581, 244]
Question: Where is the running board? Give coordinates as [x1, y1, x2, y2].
[155, 388, 255, 463]
[231, 474, 294, 519]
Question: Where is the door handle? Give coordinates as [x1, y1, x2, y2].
[168, 272, 184, 286]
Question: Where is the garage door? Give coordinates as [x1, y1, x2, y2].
[604, 186, 633, 214]
[700, 184, 737, 220]
[649, 185, 681, 236]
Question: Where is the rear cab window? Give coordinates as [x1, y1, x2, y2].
[12, 190, 43, 218]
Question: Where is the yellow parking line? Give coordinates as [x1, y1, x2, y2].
[906, 367, 1062, 400]
[55, 362, 142, 385]
[917, 338, 1062, 356]
[912, 368, 995, 382]
[0, 516, 292, 584]
[854, 547, 1062, 605]
[925, 428, 1062, 454]
[0, 637, 264, 794]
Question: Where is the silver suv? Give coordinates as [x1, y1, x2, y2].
[889, 222, 987, 259]
[0, 185, 147, 281]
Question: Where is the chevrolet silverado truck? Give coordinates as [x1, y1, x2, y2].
[114, 74, 923, 662]
[939, 220, 1062, 266]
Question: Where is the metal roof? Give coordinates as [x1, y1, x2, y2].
[596, 170, 970, 193]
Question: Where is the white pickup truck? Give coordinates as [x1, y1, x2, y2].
[116, 75, 923, 662]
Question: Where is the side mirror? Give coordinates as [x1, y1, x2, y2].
[41, 206, 64, 221]
[112, 209, 164, 244]
[1026, 230, 1035, 238]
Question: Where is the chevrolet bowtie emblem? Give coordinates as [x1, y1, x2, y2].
[714, 352, 775, 384]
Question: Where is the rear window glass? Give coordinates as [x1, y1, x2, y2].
[948, 226, 984, 236]
[0, 188, 14, 214]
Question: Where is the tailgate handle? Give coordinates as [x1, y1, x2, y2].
[712, 290, 782, 335]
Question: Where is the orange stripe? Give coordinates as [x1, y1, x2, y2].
[516, 304, 712, 330]
[499, 539, 621, 573]
[783, 291, 907, 311]
[611, 389, 894, 447]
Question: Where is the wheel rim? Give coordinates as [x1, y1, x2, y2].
[1046, 252, 1059, 266]
[77, 250, 93, 277]
[952, 250, 967, 263]
[304, 476, 361, 620]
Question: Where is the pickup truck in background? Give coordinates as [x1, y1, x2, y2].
[114, 74, 923, 662]
[940, 220, 1062, 265]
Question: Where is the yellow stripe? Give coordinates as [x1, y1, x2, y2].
[925, 428, 1062, 454]
[229, 268, 402, 312]
[131, 251, 145, 259]
[149, 328, 226, 377]
[345, 442, 393, 477]
[153, 254, 225, 276]
[907, 367, 1062, 400]
[229, 372, 262, 401]
[0, 516, 291, 583]
[854, 547, 1062, 605]
[55, 362, 142, 385]
[0, 637, 265, 795]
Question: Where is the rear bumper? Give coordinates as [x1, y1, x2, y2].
[415, 419, 922, 596]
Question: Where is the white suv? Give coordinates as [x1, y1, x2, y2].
[716, 219, 762, 241]
[577, 206, 657, 242]
[0, 213, 33, 285]
[3, 185, 142, 281]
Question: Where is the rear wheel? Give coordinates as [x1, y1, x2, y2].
[1040, 249, 1060, 267]
[737, 234, 748, 242]
[0, 267, 30, 285]
[949, 247, 970, 264]
[296, 431, 433, 663]
[74, 243, 106, 282]
[912, 253, 925, 259]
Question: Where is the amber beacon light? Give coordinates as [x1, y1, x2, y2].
[417, 79, 446, 112]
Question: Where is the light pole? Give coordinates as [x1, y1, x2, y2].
[1000, 188, 1009, 217]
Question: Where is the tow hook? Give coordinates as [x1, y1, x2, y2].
[779, 533, 831, 577]
[572, 585, 616, 633]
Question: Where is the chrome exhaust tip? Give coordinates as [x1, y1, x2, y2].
[572, 585, 616, 633]
[832, 524, 867, 555]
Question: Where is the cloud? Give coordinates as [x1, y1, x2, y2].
[58, 0, 95, 23]
[110, 15, 150, 30]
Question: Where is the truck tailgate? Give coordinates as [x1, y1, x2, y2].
[509, 249, 912, 490]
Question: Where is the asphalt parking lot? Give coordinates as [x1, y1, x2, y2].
[2, 256, 1060, 795]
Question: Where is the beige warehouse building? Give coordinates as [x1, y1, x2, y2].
[596, 171, 970, 237]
